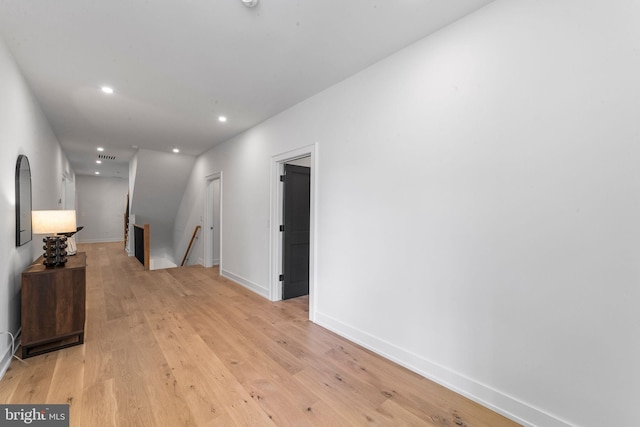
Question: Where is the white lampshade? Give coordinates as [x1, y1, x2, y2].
[32, 210, 77, 235]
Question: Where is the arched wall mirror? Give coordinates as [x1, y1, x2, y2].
[16, 154, 32, 246]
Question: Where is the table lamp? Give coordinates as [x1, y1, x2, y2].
[32, 210, 77, 267]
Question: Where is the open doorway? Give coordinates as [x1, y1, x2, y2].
[282, 160, 310, 299]
[270, 144, 317, 321]
[204, 172, 222, 269]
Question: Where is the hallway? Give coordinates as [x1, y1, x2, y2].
[0, 242, 517, 426]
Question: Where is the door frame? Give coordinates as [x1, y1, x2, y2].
[269, 143, 317, 321]
[204, 172, 222, 268]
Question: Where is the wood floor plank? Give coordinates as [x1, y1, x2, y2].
[111, 345, 157, 427]
[293, 364, 397, 426]
[0, 242, 520, 427]
[9, 352, 58, 404]
[81, 340, 114, 393]
[45, 344, 85, 422]
[144, 309, 228, 425]
[0, 358, 28, 403]
[376, 398, 439, 427]
[78, 379, 118, 427]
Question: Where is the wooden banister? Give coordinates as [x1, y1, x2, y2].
[181, 225, 201, 266]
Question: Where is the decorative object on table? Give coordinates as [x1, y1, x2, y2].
[15, 155, 32, 246]
[31, 210, 77, 267]
[60, 226, 84, 255]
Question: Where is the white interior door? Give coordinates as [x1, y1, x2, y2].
[204, 172, 222, 268]
[212, 178, 220, 265]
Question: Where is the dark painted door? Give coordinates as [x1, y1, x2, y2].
[282, 164, 310, 300]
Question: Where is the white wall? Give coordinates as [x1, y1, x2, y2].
[0, 38, 74, 376]
[175, 133, 275, 295]
[76, 175, 128, 243]
[173, 1, 640, 426]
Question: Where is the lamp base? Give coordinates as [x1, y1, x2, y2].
[42, 236, 68, 267]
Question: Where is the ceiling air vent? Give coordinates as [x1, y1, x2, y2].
[98, 154, 116, 160]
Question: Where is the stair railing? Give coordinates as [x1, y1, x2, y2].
[181, 225, 201, 266]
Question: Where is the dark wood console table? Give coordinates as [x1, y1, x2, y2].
[21, 252, 86, 358]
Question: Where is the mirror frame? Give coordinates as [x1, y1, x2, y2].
[15, 154, 32, 246]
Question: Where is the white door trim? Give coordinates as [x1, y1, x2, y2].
[204, 172, 222, 268]
[269, 143, 317, 322]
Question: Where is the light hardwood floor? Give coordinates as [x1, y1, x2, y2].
[0, 242, 520, 426]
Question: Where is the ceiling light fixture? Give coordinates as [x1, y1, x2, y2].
[242, 0, 258, 7]
[97, 147, 104, 152]
[95, 171, 100, 175]
[218, 116, 227, 123]
[96, 160, 102, 164]
[101, 86, 114, 94]
[172, 148, 180, 153]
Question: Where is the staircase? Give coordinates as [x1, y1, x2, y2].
[128, 148, 196, 267]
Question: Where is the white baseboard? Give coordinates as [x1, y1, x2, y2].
[220, 269, 269, 299]
[196, 258, 219, 267]
[77, 237, 124, 243]
[314, 312, 571, 427]
[0, 329, 21, 381]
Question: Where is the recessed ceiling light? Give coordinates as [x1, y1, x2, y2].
[218, 116, 227, 123]
[172, 148, 180, 153]
[96, 160, 102, 164]
[101, 86, 114, 94]
[97, 147, 104, 152]
[95, 171, 100, 175]
[242, 0, 259, 7]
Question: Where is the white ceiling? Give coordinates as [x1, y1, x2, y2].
[0, 0, 493, 178]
